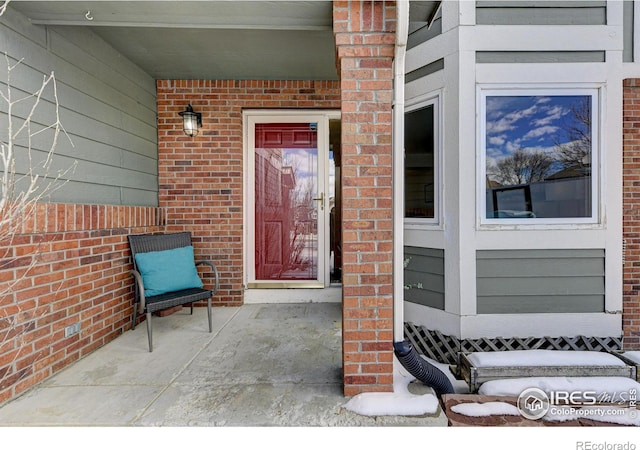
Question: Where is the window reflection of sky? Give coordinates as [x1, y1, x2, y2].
[281, 147, 335, 199]
[486, 95, 589, 167]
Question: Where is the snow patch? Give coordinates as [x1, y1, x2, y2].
[622, 351, 640, 365]
[342, 357, 441, 417]
[451, 401, 520, 417]
[467, 349, 626, 368]
[342, 392, 440, 417]
[477, 376, 640, 398]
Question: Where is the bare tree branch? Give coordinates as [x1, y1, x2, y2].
[1, 53, 76, 285]
[1, 0, 77, 393]
[554, 97, 592, 169]
[0, 1, 10, 17]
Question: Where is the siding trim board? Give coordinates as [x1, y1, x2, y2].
[477, 295, 605, 314]
[476, 249, 605, 314]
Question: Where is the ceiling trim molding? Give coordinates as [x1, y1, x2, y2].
[28, 20, 332, 31]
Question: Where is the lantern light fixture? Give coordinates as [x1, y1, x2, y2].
[179, 103, 202, 137]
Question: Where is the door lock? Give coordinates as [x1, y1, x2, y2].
[313, 192, 324, 210]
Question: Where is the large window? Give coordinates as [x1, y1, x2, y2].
[480, 87, 599, 224]
[405, 97, 439, 221]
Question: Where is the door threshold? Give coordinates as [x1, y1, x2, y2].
[244, 286, 342, 304]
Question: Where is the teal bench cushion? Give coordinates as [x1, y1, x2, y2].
[134, 246, 204, 297]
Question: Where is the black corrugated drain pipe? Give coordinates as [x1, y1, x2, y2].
[393, 339, 455, 396]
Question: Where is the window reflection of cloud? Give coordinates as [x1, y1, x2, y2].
[487, 96, 588, 157]
[283, 148, 318, 179]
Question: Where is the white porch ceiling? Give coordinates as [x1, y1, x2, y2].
[8, 0, 438, 80]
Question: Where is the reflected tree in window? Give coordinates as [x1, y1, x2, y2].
[554, 97, 592, 173]
[489, 148, 554, 185]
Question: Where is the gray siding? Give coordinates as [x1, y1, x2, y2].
[476, 51, 606, 64]
[406, 59, 445, 83]
[476, 1, 607, 25]
[404, 246, 445, 310]
[623, 0, 634, 63]
[476, 249, 605, 314]
[1, 9, 158, 206]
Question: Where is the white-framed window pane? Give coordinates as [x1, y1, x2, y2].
[482, 91, 596, 222]
[405, 103, 436, 219]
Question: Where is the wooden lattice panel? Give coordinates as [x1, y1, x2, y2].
[404, 322, 623, 365]
[404, 322, 460, 364]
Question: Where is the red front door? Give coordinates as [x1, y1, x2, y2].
[254, 123, 320, 281]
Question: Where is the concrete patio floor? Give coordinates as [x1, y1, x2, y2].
[0, 302, 448, 427]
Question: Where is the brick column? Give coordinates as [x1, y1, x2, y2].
[334, 1, 397, 396]
[623, 79, 640, 349]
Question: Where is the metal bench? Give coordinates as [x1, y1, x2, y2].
[128, 232, 219, 351]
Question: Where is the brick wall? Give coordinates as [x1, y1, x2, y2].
[156, 80, 341, 306]
[623, 79, 640, 349]
[0, 203, 163, 403]
[334, 0, 396, 396]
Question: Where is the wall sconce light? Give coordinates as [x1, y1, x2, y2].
[179, 104, 202, 137]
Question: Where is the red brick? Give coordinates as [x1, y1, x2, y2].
[625, 80, 640, 349]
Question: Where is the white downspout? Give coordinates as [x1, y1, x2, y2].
[393, 1, 409, 344]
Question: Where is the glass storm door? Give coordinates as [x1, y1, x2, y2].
[248, 118, 329, 288]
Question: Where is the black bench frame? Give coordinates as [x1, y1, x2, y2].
[128, 232, 219, 351]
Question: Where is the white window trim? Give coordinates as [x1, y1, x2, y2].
[404, 92, 442, 228]
[477, 84, 601, 228]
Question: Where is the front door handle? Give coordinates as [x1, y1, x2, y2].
[313, 192, 324, 211]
